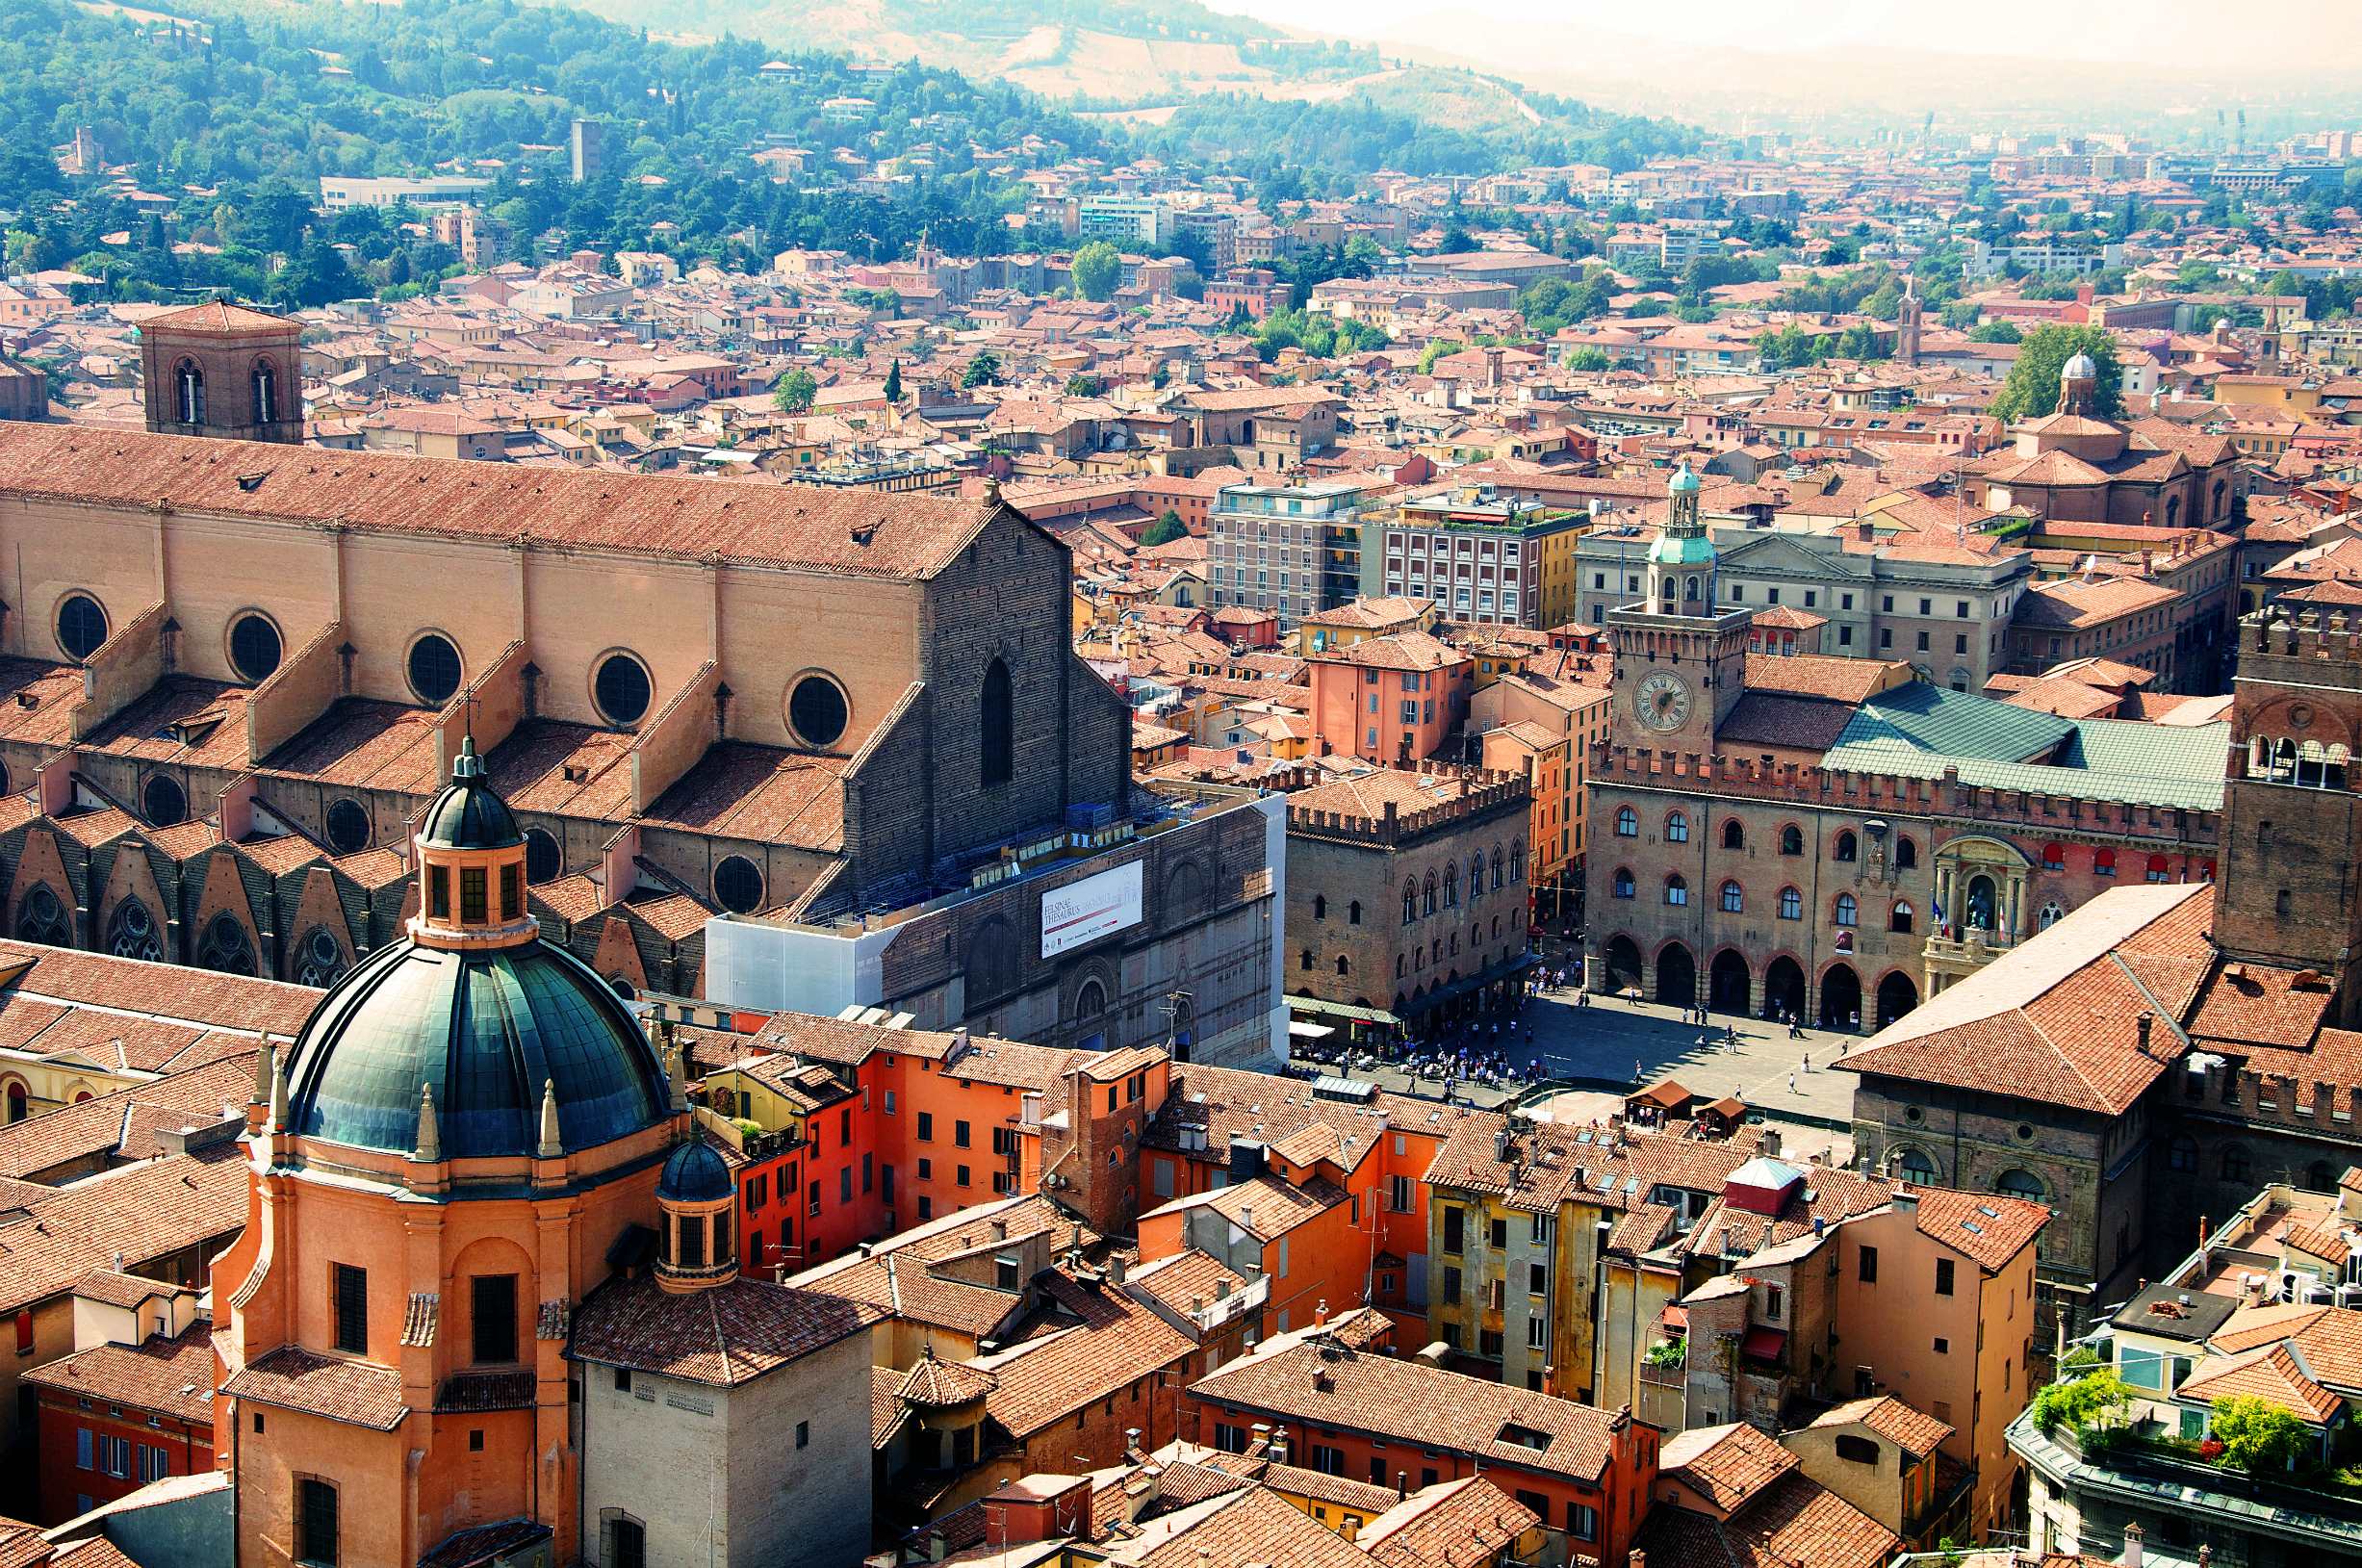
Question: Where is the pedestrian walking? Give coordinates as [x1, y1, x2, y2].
[1801, 1052, 1810, 1073]
[1787, 1070, 1797, 1093]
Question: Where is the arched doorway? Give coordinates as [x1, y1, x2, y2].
[4, 1080, 24, 1123]
[1602, 935, 1643, 993]
[1708, 950, 1751, 1015]
[1875, 970, 1918, 1029]
[1820, 964, 1861, 1030]
[1655, 943, 1696, 1008]
[1763, 956, 1807, 1021]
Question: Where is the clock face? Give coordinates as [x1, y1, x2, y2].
[1634, 670, 1693, 733]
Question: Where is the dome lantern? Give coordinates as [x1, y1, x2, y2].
[655, 1136, 737, 1293]
[411, 735, 537, 955]
[2058, 350, 2099, 416]
[279, 743, 673, 1164]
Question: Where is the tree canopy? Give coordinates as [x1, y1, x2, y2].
[1070, 241, 1122, 302]
[2210, 1396, 2308, 1475]
[1990, 325, 2126, 423]
[771, 368, 817, 413]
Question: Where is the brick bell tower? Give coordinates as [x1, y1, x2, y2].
[1605, 459, 1753, 757]
[2217, 607, 2362, 1019]
[140, 299, 303, 443]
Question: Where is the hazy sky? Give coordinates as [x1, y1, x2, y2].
[1197, 0, 2362, 74]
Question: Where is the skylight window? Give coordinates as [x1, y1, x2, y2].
[1496, 1423, 1553, 1452]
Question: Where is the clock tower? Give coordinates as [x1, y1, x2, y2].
[1605, 459, 1753, 755]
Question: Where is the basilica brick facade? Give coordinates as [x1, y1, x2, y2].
[0, 390, 1276, 1064]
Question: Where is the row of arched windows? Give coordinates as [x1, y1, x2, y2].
[2245, 735, 2350, 789]
[171, 356, 283, 427]
[1607, 871, 1916, 931]
[1891, 1148, 2048, 1202]
[1610, 809, 1917, 869]
[1399, 841, 1524, 925]
[1394, 918, 1510, 977]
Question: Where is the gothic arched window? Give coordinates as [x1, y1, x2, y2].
[979, 657, 1014, 787]
[196, 913, 256, 976]
[106, 900, 162, 963]
[252, 358, 278, 424]
[14, 885, 69, 948]
[295, 926, 347, 988]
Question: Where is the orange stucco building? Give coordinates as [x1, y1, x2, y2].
[1306, 631, 1473, 764]
[212, 739, 685, 1568]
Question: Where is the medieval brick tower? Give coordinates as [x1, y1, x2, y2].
[1604, 459, 1753, 758]
[2217, 608, 2362, 1018]
[140, 300, 303, 443]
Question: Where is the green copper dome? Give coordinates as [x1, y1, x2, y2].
[658, 1139, 733, 1202]
[418, 736, 522, 851]
[284, 938, 671, 1160]
[1667, 460, 1702, 496]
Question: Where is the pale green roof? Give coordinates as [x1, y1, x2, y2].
[1820, 682, 2227, 810]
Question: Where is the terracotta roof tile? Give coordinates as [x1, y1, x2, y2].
[0, 426, 997, 582]
[1660, 1421, 1798, 1511]
[1130, 1485, 1370, 1568]
[1359, 1477, 1540, 1568]
[1906, 1188, 2049, 1273]
[23, 1318, 215, 1425]
[1635, 1470, 1896, 1568]
[0, 1145, 247, 1315]
[1810, 1393, 1952, 1456]
[1189, 1331, 1621, 1483]
[222, 1346, 408, 1430]
[2178, 1341, 2343, 1425]
[569, 1272, 882, 1387]
[977, 1272, 1195, 1438]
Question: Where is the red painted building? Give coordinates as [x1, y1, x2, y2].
[1186, 1320, 1659, 1566]
[23, 1312, 215, 1524]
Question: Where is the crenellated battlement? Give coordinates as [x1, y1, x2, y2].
[1287, 760, 1530, 848]
[2187, 1054, 2362, 1140]
[2244, 607, 2362, 672]
[1597, 743, 2220, 846]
